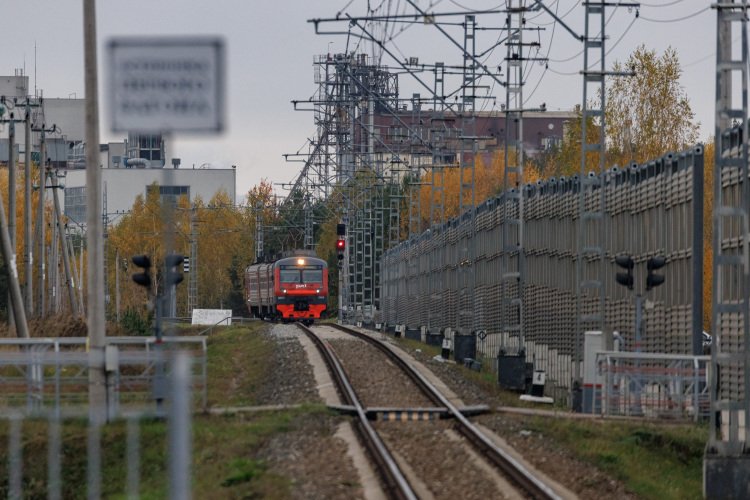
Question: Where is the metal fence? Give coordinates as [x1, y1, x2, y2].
[381, 145, 704, 401]
[0, 336, 207, 414]
[597, 352, 710, 420]
[1, 352, 193, 499]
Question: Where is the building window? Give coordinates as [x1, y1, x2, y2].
[137, 134, 162, 161]
[147, 185, 190, 206]
[64, 186, 86, 225]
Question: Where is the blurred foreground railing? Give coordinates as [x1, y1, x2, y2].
[0, 336, 206, 414]
[1, 352, 192, 499]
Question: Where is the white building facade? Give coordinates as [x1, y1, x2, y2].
[63, 165, 236, 228]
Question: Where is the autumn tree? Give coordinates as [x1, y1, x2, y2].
[549, 105, 604, 178]
[702, 140, 715, 332]
[194, 188, 253, 312]
[107, 184, 186, 317]
[411, 150, 541, 231]
[0, 162, 56, 321]
[107, 181, 263, 319]
[606, 45, 699, 166]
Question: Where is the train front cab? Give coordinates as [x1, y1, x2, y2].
[274, 257, 327, 323]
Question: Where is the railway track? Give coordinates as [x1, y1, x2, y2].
[297, 322, 562, 500]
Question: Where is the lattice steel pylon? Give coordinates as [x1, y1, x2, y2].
[500, 1, 526, 356]
[187, 205, 198, 316]
[706, 0, 750, 486]
[254, 202, 263, 262]
[456, 15, 478, 335]
[429, 62, 447, 333]
[409, 93, 424, 239]
[431, 62, 446, 229]
[459, 15, 477, 214]
[574, 2, 609, 407]
[304, 200, 314, 250]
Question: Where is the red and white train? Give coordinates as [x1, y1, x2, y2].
[244, 250, 328, 324]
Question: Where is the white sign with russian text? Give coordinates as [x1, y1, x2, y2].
[108, 37, 225, 133]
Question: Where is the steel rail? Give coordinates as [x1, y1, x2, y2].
[329, 323, 562, 500]
[295, 323, 416, 500]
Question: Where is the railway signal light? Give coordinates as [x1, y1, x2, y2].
[646, 257, 666, 290]
[132, 254, 152, 288]
[336, 238, 345, 260]
[337, 223, 346, 236]
[166, 254, 185, 286]
[615, 255, 634, 290]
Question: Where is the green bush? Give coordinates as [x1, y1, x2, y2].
[119, 307, 153, 335]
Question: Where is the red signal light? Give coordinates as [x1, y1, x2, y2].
[336, 239, 345, 250]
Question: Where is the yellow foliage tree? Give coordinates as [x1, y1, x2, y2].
[411, 150, 541, 231]
[107, 178, 285, 319]
[0, 162, 58, 318]
[702, 140, 714, 332]
[606, 45, 699, 166]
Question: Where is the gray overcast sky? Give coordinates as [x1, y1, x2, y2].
[2, 1, 718, 202]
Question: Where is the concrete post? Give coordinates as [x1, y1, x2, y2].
[24, 108, 32, 314]
[52, 170, 78, 315]
[8, 119, 15, 329]
[84, 0, 107, 421]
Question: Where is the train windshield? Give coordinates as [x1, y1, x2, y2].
[302, 270, 323, 283]
[280, 268, 324, 283]
[280, 270, 301, 283]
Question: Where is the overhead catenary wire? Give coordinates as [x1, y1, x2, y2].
[639, 6, 709, 22]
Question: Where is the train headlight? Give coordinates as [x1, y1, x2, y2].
[297, 259, 305, 265]
[316, 288, 321, 294]
[283, 289, 287, 294]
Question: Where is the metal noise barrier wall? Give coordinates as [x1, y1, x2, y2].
[382, 145, 704, 398]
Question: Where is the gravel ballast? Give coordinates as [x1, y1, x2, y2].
[251, 323, 639, 499]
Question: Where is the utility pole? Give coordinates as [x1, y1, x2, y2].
[52, 170, 78, 315]
[574, 1, 636, 411]
[8, 116, 15, 329]
[0, 105, 28, 338]
[706, 1, 750, 495]
[84, 0, 107, 425]
[0, 185, 29, 338]
[36, 139, 47, 316]
[24, 103, 32, 315]
[115, 247, 120, 322]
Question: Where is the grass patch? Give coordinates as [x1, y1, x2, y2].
[0, 323, 311, 498]
[0, 410, 324, 499]
[520, 417, 706, 499]
[205, 323, 273, 407]
[396, 331, 705, 498]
